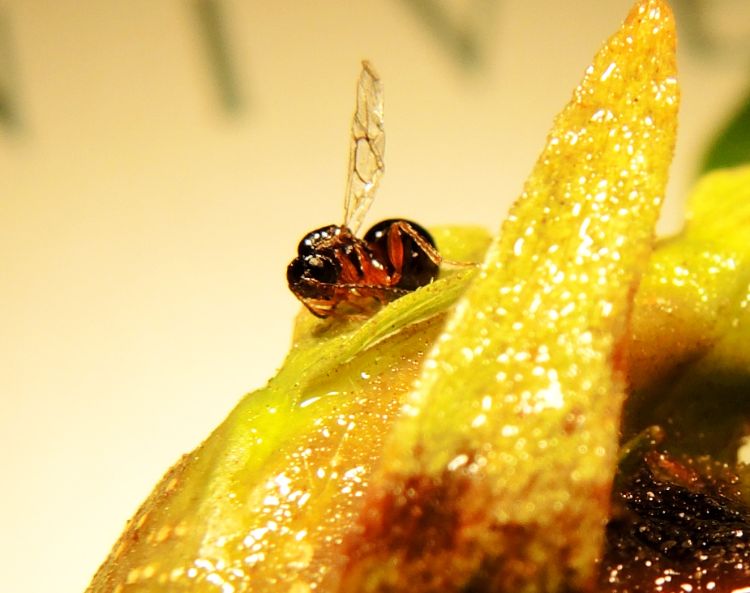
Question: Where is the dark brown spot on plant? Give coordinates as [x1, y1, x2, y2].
[602, 450, 750, 592]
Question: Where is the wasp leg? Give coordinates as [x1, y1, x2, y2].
[391, 221, 442, 266]
[391, 220, 476, 270]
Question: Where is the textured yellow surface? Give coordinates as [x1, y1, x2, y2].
[88, 0, 682, 591]
[90, 318, 442, 592]
[7, 2, 750, 593]
[342, 0, 679, 590]
[91, 0, 688, 593]
[630, 165, 750, 375]
[625, 166, 750, 457]
[85, 240, 489, 593]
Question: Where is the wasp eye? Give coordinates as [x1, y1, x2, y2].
[287, 254, 341, 296]
[305, 255, 340, 283]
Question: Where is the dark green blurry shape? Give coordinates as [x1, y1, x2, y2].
[0, 8, 21, 131]
[193, 0, 244, 114]
[398, 0, 498, 70]
[701, 84, 750, 174]
[673, 0, 750, 60]
[672, 0, 714, 55]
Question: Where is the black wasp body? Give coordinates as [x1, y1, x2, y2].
[286, 62, 442, 318]
[287, 219, 440, 318]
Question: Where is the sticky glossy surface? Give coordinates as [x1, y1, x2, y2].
[88, 315, 444, 593]
[628, 165, 750, 391]
[90, 1, 750, 591]
[341, 1, 679, 591]
[603, 452, 750, 593]
[86, 232, 490, 593]
[624, 166, 750, 460]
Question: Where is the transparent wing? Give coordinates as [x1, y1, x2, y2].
[343, 61, 385, 235]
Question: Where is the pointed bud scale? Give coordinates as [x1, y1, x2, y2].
[340, 1, 679, 591]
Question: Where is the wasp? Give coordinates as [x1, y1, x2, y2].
[287, 62, 442, 318]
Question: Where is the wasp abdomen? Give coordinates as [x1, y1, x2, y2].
[363, 219, 439, 291]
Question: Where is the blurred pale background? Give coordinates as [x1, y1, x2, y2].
[2, 1, 749, 591]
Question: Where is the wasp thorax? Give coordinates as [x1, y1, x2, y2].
[297, 225, 343, 255]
